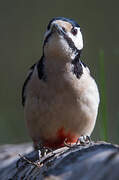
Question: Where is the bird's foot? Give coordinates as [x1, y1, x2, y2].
[64, 135, 92, 148]
[76, 135, 92, 146]
[38, 145, 53, 158]
[34, 143, 55, 166]
[64, 138, 73, 148]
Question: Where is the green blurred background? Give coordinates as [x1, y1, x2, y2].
[0, 0, 119, 145]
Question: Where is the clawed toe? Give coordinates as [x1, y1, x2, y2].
[39, 146, 53, 157]
[35, 144, 55, 165]
[76, 135, 92, 145]
[64, 138, 73, 148]
[64, 135, 92, 149]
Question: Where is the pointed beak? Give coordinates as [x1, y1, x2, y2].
[51, 23, 65, 35]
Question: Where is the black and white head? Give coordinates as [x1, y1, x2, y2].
[43, 17, 83, 60]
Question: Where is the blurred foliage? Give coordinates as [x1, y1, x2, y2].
[0, 0, 119, 145]
[98, 50, 108, 141]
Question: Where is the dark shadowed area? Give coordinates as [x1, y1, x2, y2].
[0, 0, 119, 145]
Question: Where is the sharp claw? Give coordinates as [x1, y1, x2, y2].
[64, 138, 73, 148]
[64, 135, 92, 149]
[86, 135, 91, 142]
[76, 135, 92, 145]
[37, 145, 55, 165]
[39, 147, 54, 158]
[35, 142, 54, 159]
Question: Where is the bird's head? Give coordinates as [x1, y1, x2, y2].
[43, 17, 83, 61]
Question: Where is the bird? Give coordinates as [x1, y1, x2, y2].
[22, 17, 100, 150]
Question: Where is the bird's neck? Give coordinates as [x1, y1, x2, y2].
[44, 50, 82, 75]
[45, 56, 70, 75]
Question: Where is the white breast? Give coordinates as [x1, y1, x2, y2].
[24, 62, 100, 144]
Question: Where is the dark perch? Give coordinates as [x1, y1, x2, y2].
[0, 142, 119, 180]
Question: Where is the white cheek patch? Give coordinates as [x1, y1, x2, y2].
[43, 25, 83, 60]
[67, 28, 83, 50]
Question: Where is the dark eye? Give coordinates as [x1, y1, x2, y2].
[71, 27, 77, 36]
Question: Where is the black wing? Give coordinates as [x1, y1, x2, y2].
[22, 63, 36, 106]
[22, 56, 46, 106]
[37, 55, 46, 81]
